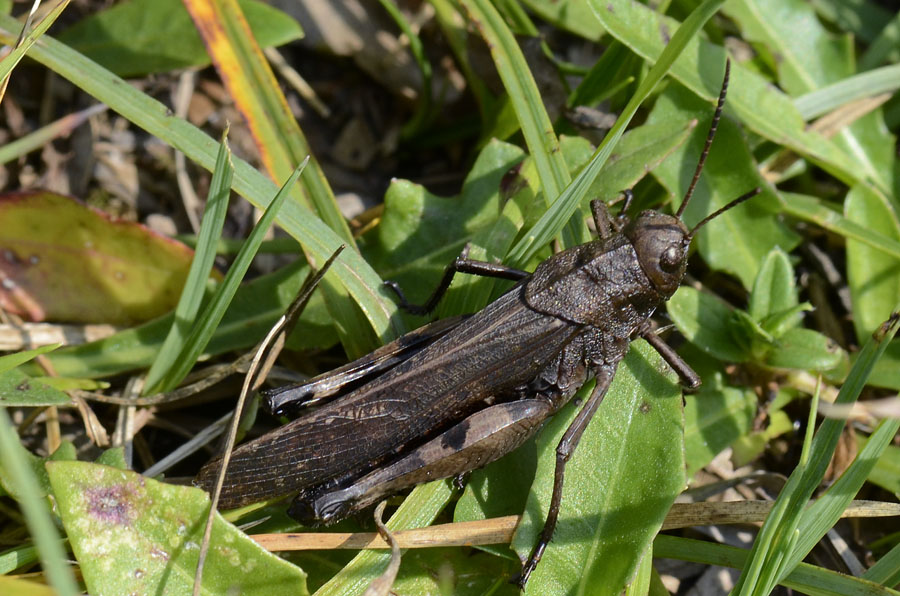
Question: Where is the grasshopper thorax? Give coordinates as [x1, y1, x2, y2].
[624, 211, 691, 298]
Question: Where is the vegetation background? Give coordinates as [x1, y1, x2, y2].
[0, 0, 899, 594]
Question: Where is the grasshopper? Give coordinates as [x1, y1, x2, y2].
[197, 61, 757, 586]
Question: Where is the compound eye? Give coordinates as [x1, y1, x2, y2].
[660, 245, 681, 272]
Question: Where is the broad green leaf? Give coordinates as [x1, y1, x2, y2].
[95, 446, 128, 470]
[749, 248, 799, 324]
[683, 360, 757, 477]
[845, 184, 900, 343]
[668, 287, 750, 363]
[725, 0, 851, 95]
[361, 139, 526, 316]
[58, 0, 303, 77]
[857, 433, 900, 494]
[586, 119, 696, 202]
[390, 547, 520, 596]
[0, 191, 197, 325]
[733, 309, 775, 348]
[0, 441, 76, 501]
[646, 84, 799, 289]
[0, 368, 71, 407]
[759, 304, 813, 341]
[47, 461, 307, 595]
[764, 327, 847, 372]
[512, 341, 684, 595]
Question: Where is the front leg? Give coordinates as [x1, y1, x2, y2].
[385, 246, 529, 316]
[637, 322, 700, 389]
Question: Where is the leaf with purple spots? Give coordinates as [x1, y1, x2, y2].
[47, 461, 307, 594]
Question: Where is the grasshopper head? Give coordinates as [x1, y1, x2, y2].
[625, 211, 690, 298]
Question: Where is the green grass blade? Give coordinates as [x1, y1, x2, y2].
[724, 0, 893, 195]
[655, 535, 900, 595]
[143, 133, 233, 395]
[520, 0, 604, 41]
[793, 64, 900, 120]
[376, 0, 432, 138]
[733, 312, 900, 594]
[0, 410, 78, 595]
[595, 0, 877, 193]
[0, 104, 106, 165]
[0, 0, 68, 84]
[505, 0, 726, 267]
[0, 13, 397, 349]
[0, 544, 39, 574]
[787, 417, 900, 577]
[0, 344, 59, 374]
[187, 0, 352, 246]
[865, 540, 900, 586]
[461, 0, 583, 248]
[159, 160, 307, 391]
[181, 0, 383, 357]
[780, 192, 900, 260]
[313, 480, 454, 596]
[430, 0, 496, 123]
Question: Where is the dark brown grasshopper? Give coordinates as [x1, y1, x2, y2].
[197, 62, 758, 586]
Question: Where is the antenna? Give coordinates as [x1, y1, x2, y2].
[688, 188, 760, 238]
[676, 60, 731, 220]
